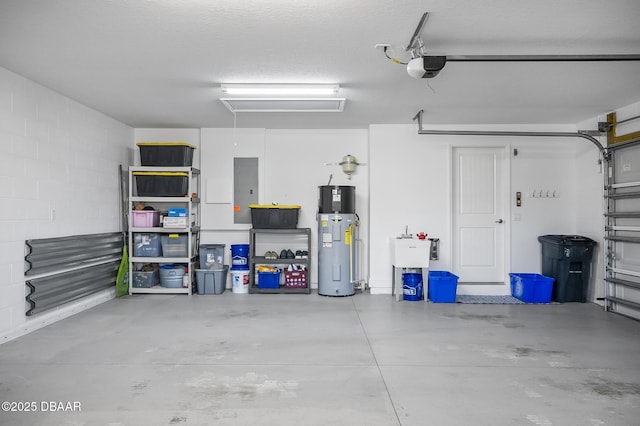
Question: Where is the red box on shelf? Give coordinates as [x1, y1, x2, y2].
[284, 270, 307, 288]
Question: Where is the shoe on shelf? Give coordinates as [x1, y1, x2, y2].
[286, 249, 295, 259]
[295, 250, 302, 259]
[265, 251, 278, 260]
[280, 249, 288, 259]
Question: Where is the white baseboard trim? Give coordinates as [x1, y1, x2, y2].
[1, 289, 116, 344]
[368, 279, 392, 293]
[369, 287, 392, 295]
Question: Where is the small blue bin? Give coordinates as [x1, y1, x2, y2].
[168, 207, 188, 217]
[428, 271, 459, 303]
[258, 271, 281, 289]
[509, 273, 554, 303]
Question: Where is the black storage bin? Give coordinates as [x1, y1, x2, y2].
[248, 205, 300, 229]
[134, 172, 189, 197]
[538, 235, 596, 303]
[137, 142, 195, 167]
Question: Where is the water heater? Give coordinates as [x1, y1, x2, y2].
[317, 185, 358, 296]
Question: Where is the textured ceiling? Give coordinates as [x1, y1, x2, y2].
[1, 0, 640, 129]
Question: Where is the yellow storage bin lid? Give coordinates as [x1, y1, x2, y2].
[133, 172, 189, 177]
[248, 204, 300, 209]
[137, 142, 196, 149]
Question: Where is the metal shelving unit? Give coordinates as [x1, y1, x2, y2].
[249, 228, 311, 294]
[128, 166, 200, 295]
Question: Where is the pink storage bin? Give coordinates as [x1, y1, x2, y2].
[131, 210, 160, 227]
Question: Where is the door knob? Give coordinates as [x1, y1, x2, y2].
[495, 219, 504, 223]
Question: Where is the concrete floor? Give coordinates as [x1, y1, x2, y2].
[0, 293, 639, 426]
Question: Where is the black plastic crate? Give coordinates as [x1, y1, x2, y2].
[249, 205, 300, 229]
[134, 172, 189, 197]
[137, 142, 195, 167]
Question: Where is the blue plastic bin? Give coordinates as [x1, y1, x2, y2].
[258, 271, 281, 289]
[168, 207, 188, 217]
[428, 271, 459, 303]
[509, 273, 554, 303]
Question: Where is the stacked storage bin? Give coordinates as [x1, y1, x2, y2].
[195, 244, 228, 295]
[132, 233, 162, 288]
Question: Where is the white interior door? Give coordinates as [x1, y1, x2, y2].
[453, 147, 506, 283]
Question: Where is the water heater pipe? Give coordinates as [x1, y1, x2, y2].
[348, 224, 357, 284]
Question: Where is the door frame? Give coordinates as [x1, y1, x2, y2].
[448, 143, 512, 295]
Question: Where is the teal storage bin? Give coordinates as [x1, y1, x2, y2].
[428, 271, 459, 303]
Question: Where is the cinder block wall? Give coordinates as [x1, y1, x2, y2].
[0, 66, 133, 341]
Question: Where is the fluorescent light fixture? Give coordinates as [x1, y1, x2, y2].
[220, 98, 346, 113]
[220, 84, 339, 95]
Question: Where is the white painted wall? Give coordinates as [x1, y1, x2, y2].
[198, 128, 368, 288]
[509, 138, 580, 271]
[368, 125, 451, 293]
[369, 124, 604, 297]
[0, 66, 133, 342]
[146, 125, 595, 297]
[199, 128, 265, 232]
[264, 129, 369, 287]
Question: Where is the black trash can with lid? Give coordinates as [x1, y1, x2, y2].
[538, 235, 596, 303]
